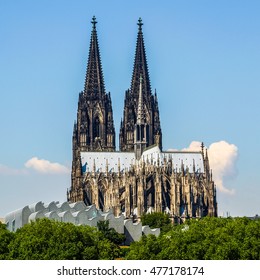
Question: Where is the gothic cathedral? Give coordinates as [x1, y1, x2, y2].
[68, 17, 217, 221]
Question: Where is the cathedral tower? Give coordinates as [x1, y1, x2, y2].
[76, 16, 115, 152]
[119, 18, 162, 152]
[69, 17, 116, 202]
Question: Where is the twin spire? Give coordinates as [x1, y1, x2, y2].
[84, 16, 151, 100]
[82, 16, 162, 152]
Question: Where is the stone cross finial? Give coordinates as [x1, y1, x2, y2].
[91, 16, 97, 29]
[137, 17, 143, 30]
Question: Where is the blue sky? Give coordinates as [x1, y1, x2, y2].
[0, 0, 259, 217]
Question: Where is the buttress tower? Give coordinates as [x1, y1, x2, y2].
[70, 17, 116, 202]
[119, 18, 162, 152]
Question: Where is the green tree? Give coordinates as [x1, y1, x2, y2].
[0, 222, 14, 259]
[140, 212, 172, 233]
[8, 219, 96, 259]
[7, 219, 122, 260]
[126, 217, 260, 260]
[126, 234, 162, 260]
[97, 220, 125, 245]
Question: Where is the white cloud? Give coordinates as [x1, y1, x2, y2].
[0, 164, 28, 175]
[207, 141, 238, 194]
[181, 140, 238, 194]
[181, 141, 201, 152]
[25, 157, 70, 174]
[167, 148, 178, 152]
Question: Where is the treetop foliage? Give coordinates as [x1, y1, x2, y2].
[126, 216, 260, 260]
[0, 219, 122, 260]
[140, 212, 172, 233]
[0, 216, 259, 260]
[97, 220, 125, 245]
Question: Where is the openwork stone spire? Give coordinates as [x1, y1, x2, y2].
[131, 17, 152, 99]
[84, 16, 105, 97]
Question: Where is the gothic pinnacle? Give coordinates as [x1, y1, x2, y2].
[201, 142, 205, 158]
[205, 148, 209, 159]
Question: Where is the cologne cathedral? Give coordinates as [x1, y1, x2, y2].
[68, 17, 217, 220]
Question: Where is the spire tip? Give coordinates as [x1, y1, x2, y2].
[91, 16, 97, 29]
[137, 17, 143, 30]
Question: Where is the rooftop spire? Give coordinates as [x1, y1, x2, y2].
[201, 142, 205, 158]
[137, 75, 145, 124]
[131, 17, 151, 98]
[84, 16, 105, 96]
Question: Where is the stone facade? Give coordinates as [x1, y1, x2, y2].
[68, 17, 218, 221]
